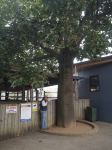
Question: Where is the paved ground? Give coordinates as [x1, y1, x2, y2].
[0, 122, 112, 150]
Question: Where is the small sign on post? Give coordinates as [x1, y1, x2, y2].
[32, 102, 38, 112]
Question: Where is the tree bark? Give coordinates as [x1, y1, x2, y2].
[56, 49, 75, 127]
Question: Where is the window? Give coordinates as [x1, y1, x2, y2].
[1, 91, 5, 100]
[89, 75, 100, 92]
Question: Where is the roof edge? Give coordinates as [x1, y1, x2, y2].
[74, 55, 112, 70]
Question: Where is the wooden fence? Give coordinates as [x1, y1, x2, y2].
[0, 101, 39, 140]
[47, 99, 90, 125]
[47, 100, 56, 127]
[74, 99, 90, 120]
[0, 99, 89, 140]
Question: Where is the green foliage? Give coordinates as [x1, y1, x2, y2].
[79, 30, 110, 59]
[41, 0, 112, 53]
[0, 0, 112, 87]
[9, 50, 58, 87]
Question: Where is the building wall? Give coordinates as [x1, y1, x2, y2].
[78, 63, 112, 122]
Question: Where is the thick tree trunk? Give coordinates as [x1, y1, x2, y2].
[56, 49, 75, 127]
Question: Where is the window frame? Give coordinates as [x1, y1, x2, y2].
[89, 75, 100, 92]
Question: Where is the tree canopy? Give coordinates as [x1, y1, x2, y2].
[0, 0, 58, 87]
[0, 0, 112, 86]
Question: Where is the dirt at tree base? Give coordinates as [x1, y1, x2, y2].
[41, 121, 98, 136]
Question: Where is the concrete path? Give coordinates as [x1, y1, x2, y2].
[0, 122, 112, 150]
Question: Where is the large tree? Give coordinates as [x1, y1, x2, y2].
[41, 0, 112, 127]
[0, 0, 112, 127]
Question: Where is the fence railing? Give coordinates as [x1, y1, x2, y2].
[74, 99, 90, 120]
[47, 100, 56, 127]
[0, 101, 39, 141]
[0, 98, 90, 140]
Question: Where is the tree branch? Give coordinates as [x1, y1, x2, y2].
[36, 41, 59, 57]
[32, 54, 56, 62]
